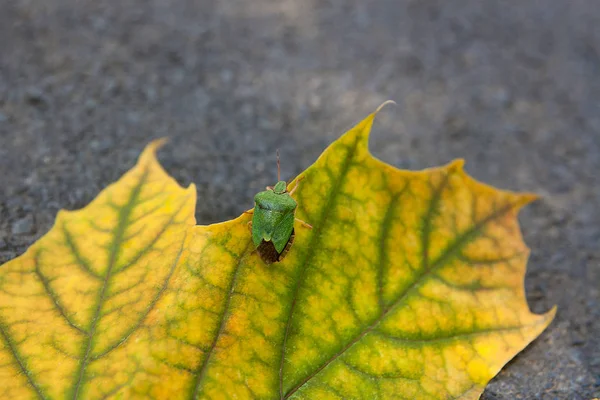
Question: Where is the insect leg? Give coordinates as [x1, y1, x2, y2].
[295, 218, 313, 229]
[288, 176, 305, 196]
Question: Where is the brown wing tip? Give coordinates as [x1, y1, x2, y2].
[256, 230, 295, 264]
[256, 241, 280, 264]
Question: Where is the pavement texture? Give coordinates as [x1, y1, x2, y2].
[0, 0, 599, 399]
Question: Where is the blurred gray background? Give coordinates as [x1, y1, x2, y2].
[0, 0, 598, 398]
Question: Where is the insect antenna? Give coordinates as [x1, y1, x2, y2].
[276, 149, 281, 181]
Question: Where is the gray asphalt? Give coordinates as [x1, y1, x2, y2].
[0, 1, 598, 398]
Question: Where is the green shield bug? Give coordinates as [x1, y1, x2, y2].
[246, 151, 312, 264]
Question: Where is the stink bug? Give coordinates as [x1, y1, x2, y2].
[246, 151, 312, 264]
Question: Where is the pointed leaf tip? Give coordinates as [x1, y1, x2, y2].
[344, 101, 397, 149]
[374, 99, 397, 114]
[546, 305, 558, 321]
[520, 192, 540, 205]
[448, 158, 466, 172]
[139, 137, 169, 163]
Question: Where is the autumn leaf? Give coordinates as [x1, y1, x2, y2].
[0, 106, 555, 399]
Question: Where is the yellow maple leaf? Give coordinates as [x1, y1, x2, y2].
[0, 106, 555, 399]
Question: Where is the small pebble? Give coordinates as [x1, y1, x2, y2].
[11, 215, 35, 235]
[25, 87, 47, 106]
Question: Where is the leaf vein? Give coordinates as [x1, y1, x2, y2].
[190, 241, 253, 399]
[62, 225, 102, 280]
[283, 196, 520, 398]
[33, 251, 88, 335]
[279, 137, 362, 398]
[71, 167, 149, 399]
[377, 185, 409, 310]
[91, 229, 187, 361]
[115, 196, 190, 275]
[0, 319, 48, 399]
[372, 325, 529, 345]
